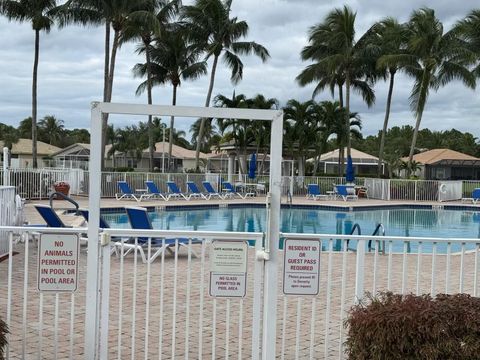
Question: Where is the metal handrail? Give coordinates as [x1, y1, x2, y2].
[350, 223, 362, 235]
[49, 192, 80, 215]
[369, 223, 386, 253]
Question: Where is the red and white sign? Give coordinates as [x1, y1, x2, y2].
[209, 240, 248, 298]
[37, 233, 80, 292]
[283, 239, 321, 296]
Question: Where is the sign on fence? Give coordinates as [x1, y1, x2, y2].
[209, 240, 248, 298]
[283, 238, 321, 296]
[37, 233, 80, 292]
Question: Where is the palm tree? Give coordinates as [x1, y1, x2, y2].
[364, 18, 407, 177]
[0, 0, 58, 168]
[122, 0, 178, 171]
[380, 8, 476, 170]
[296, 5, 375, 168]
[181, 0, 270, 170]
[283, 99, 318, 177]
[38, 115, 65, 145]
[454, 10, 480, 78]
[59, 0, 158, 169]
[133, 24, 207, 170]
[190, 118, 219, 154]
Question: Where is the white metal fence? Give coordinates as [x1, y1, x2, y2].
[2, 225, 479, 359]
[1, 168, 477, 202]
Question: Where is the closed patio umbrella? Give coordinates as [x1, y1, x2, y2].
[248, 153, 257, 179]
[346, 155, 355, 183]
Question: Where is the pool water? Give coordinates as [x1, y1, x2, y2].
[103, 207, 480, 253]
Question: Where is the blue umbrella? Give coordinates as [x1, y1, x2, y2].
[248, 153, 257, 179]
[346, 155, 355, 183]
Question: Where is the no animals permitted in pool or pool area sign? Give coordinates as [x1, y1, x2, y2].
[37, 233, 80, 293]
[283, 238, 321, 296]
[209, 240, 248, 298]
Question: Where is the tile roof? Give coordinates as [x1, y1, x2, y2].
[0, 138, 61, 156]
[402, 148, 480, 165]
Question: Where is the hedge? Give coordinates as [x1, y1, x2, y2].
[345, 292, 480, 360]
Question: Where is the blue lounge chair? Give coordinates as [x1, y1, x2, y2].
[166, 181, 189, 201]
[186, 182, 208, 200]
[202, 181, 225, 200]
[34, 204, 67, 227]
[222, 181, 253, 199]
[125, 206, 197, 263]
[462, 188, 480, 205]
[306, 184, 329, 201]
[335, 185, 358, 202]
[145, 181, 167, 201]
[115, 181, 148, 202]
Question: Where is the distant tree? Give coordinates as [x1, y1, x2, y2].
[0, 0, 59, 168]
[38, 115, 64, 145]
[17, 117, 32, 138]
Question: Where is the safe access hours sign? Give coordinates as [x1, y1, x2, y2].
[283, 238, 321, 296]
[37, 233, 80, 292]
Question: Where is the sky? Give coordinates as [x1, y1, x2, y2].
[0, 0, 479, 143]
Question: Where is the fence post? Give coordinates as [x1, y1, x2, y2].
[414, 181, 418, 202]
[355, 239, 366, 303]
[3, 147, 9, 186]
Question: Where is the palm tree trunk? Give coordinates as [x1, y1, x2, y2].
[145, 41, 154, 172]
[338, 83, 344, 108]
[32, 29, 40, 169]
[408, 69, 430, 170]
[101, 22, 111, 170]
[378, 70, 396, 177]
[102, 28, 120, 171]
[195, 54, 219, 171]
[345, 72, 351, 159]
[168, 84, 177, 172]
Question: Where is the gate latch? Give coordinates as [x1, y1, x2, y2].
[100, 232, 110, 246]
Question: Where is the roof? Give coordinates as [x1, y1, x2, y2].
[51, 143, 112, 158]
[402, 148, 480, 166]
[0, 138, 61, 156]
[316, 148, 380, 164]
[150, 142, 207, 159]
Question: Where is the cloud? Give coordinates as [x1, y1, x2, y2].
[0, 0, 479, 142]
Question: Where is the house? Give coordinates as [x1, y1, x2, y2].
[310, 148, 386, 175]
[402, 148, 480, 180]
[112, 141, 207, 172]
[0, 138, 61, 168]
[49, 143, 113, 169]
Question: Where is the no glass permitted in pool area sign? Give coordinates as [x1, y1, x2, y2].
[209, 240, 248, 298]
[283, 238, 321, 296]
[37, 233, 80, 292]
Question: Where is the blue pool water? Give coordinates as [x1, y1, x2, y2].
[102, 206, 480, 253]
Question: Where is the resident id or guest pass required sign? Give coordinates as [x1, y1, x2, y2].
[283, 238, 321, 296]
[37, 233, 80, 292]
[209, 240, 248, 298]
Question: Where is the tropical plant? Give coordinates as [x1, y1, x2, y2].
[134, 22, 207, 170]
[181, 0, 270, 170]
[297, 5, 375, 170]
[454, 9, 480, 78]
[0, 0, 59, 168]
[364, 18, 408, 176]
[379, 8, 476, 171]
[38, 115, 64, 146]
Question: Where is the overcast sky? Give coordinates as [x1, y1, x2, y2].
[0, 0, 479, 143]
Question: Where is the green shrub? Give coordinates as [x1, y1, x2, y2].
[0, 317, 8, 360]
[345, 292, 480, 360]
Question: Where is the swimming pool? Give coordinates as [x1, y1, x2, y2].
[102, 206, 480, 252]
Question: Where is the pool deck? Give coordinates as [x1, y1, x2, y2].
[24, 195, 480, 226]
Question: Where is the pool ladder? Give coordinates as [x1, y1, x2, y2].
[349, 223, 386, 254]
